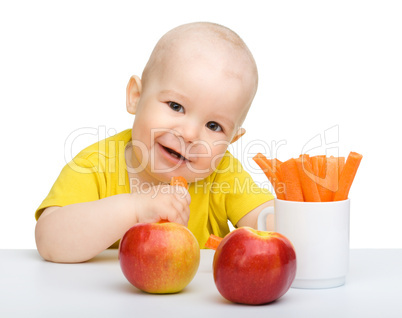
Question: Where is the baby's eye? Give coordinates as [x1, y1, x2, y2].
[168, 102, 184, 113]
[206, 121, 222, 132]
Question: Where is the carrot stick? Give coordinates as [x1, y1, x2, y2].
[299, 154, 311, 166]
[280, 158, 304, 201]
[311, 155, 326, 177]
[309, 156, 324, 198]
[253, 156, 285, 200]
[270, 159, 286, 197]
[317, 156, 328, 182]
[314, 156, 338, 201]
[170, 176, 188, 189]
[338, 156, 345, 176]
[295, 156, 321, 202]
[327, 156, 340, 194]
[204, 234, 223, 250]
[311, 156, 320, 177]
[253, 154, 286, 200]
[333, 152, 363, 201]
[270, 158, 282, 174]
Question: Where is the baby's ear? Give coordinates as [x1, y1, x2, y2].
[126, 75, 142, 114]
[230, 128, 246, 144]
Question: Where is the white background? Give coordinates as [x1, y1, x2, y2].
[1, 0, 401, 249]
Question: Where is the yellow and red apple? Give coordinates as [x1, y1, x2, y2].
[213, 227, 296, 305]
[119, 221, 200, 294]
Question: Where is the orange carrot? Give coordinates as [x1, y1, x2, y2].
[311, 155, 326, 178]
[335, 156, 346, 200]
[170, 176, 188, 189]
[272, 158, 283, 165]
[299, 154, 311, 166]
[310, 156, 325, 200]
[270, 158, 286, 197]
[270, 158, 283, 174]
[253, 154, 286, 200]
[205, 234, 223, 250]
[333, 152, 363, 201]
[311, 156, 320, 177]
[328, 156, 341, 195]
[338, 156, 345, 176]
[267, 158, 284, 190]
[314, 156, 338, 201]
[318, 156, 328, 181]
[280, 158, 304, 201]
[295, 156, 321, 202]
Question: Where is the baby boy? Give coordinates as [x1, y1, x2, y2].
[35, 22, 274, 263]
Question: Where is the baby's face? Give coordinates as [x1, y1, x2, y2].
[130, 40, 256, 184]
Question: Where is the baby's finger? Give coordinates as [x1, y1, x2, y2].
[181, 205, 190, 225]
[158, 210, 185, 226]
[170, 198, 190, 226]
[173, 186, 191, 205]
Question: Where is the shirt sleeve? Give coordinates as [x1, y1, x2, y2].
[213, 153, 274, 227]
[35, 157, 103, 220]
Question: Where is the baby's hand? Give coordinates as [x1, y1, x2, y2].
[133, 185, 191, 226]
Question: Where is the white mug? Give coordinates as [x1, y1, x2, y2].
[258, 198, 350, 289]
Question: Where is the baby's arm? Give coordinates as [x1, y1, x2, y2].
[35, 185, 190, 263]
[236, 200, 274, 230]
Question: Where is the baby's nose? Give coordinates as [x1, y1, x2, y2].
[177, 121, 201, 143]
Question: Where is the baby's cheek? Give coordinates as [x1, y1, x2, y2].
[206, 143, 230, 170]
[185, 142, 229, 176]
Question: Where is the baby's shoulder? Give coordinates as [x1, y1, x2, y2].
[70, 129, 132, 167]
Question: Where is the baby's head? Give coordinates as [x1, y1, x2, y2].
[126, 22, 258, 184]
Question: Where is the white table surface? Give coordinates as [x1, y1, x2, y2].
[1, 249, 401, 318]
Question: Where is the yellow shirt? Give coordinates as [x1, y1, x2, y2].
[35, 129, 273, 248]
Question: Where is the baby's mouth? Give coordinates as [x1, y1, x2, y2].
[162, 145, 189, 161]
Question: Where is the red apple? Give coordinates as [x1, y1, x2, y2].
[119, 221, 200, 294]
[213, 227, 296, 305]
